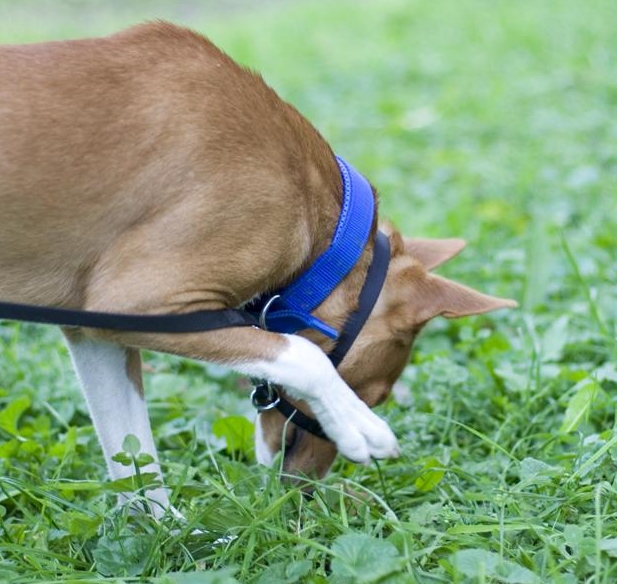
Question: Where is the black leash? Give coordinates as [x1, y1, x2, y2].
[0, 232, 391, 444]
[0, 301, 259, 333]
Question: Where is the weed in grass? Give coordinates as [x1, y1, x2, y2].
[2, 0, 617, 581]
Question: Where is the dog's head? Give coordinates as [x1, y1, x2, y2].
[255, 223, 516, 476]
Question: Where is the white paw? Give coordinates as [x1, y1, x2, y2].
[309, 393, 400, 464]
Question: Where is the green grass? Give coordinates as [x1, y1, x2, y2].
[1, 0, 617, 581]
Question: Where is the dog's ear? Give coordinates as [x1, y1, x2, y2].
[404, 237, 466, 270]
[414, 273, 518, 323]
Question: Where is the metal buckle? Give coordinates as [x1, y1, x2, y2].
[258, 294, 281, 331]
[250, 380, 281, 412]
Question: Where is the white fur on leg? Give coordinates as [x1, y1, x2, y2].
[237, 334, 399, 464]
[65, 335, 172, 518]
[254, 416, 275, 467]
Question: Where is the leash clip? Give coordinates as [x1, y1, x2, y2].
[250, 380, 281, 412]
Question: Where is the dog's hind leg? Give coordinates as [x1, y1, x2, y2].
[63, 329, 173, 519]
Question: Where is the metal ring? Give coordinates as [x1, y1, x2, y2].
[251, 384, 281, 412]
[258, 294, 281, 331]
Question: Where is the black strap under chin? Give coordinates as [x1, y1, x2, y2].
[327, 230, 390, 368]
[263, 230, 391, 442]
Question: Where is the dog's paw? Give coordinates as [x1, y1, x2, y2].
[311, 395, 400, 464]
[335, 406, 400, 464]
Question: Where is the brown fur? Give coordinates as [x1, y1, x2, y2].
[0, 23, 516, 477]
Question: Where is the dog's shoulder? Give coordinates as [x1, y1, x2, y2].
[109, 21, 232, 69]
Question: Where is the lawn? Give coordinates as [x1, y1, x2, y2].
[1, 0, 617, 582]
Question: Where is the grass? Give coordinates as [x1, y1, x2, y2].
[1, 0, 617, 581]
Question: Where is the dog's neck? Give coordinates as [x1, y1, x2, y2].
[254, 155, 378, 340]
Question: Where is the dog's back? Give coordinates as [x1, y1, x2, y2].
[0, 23, 338, 310]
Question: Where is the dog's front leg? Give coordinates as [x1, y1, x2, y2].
[99, 327, 399, 464]
[63, 329, 173, 519]
[235, 333, 400, 464]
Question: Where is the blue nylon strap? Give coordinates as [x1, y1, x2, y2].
[259, 308, 339, 339]
[257, 156, 376, 339]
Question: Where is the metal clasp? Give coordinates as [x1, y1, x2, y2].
[250, 380, 281, 412]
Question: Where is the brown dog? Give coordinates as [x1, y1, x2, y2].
[0, 22, 516, 517]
